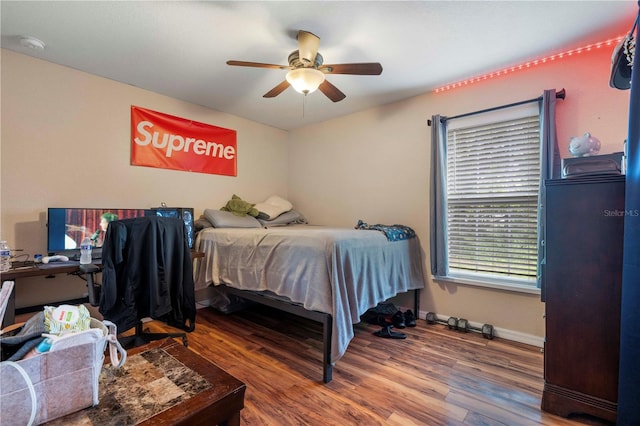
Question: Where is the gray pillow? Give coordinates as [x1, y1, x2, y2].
[204, 209, 261, 228]
[258, 210, 308, 227]
[194, 217, 213, 231]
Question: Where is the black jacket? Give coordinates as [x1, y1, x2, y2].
[99, 216, 196, 333]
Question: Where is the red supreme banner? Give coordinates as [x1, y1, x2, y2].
[131, 106, 237, 176]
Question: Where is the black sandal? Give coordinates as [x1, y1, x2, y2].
[373, 325, 406, 339]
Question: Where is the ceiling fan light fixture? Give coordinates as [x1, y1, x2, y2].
[286, 68, 325, 95]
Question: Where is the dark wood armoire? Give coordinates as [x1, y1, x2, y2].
[541, 175, 625, 423]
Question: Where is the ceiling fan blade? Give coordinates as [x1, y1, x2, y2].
[318, 80, 346, 103]
[320, 63, 383, 75]
[227, 60, 290, 70]
[297, 30, 320, 65]
[263, 80, 291, 98]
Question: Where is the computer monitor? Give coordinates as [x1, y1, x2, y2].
[47, 207, 148, 259]
[146, 207, 194, 249]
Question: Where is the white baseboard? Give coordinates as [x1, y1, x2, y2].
[406, 308, 544, 348]
[492, 325, 544, 348]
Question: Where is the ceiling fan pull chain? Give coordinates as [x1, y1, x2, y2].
[302, 94, 306, 118]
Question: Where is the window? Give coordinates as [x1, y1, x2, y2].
[431, 100, 545, 291]
[446, 104, 540, 287]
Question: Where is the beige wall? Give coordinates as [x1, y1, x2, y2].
[1, 43, 631, 344]
[1, 49, 289, 307]
[287, 42, 630, 344]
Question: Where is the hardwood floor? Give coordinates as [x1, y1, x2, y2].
[144, 305, 615, 426]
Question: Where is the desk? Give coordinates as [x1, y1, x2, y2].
[0, 261, 96, 327]
[1, 251, 204, 327]
[48, 338, 246, 425]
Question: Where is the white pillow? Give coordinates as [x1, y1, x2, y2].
[254, 195, 293, 220]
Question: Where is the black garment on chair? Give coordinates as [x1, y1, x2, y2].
[99, 216, 196, 336]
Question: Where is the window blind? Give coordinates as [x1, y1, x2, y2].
[446, 115, 540, 280]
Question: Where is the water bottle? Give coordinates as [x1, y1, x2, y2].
[0, 240, 10, 272]
[80, 237, 92, 264]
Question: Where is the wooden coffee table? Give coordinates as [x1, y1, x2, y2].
[51, 338, 246, 425]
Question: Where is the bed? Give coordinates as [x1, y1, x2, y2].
[193, 217, 425, 383]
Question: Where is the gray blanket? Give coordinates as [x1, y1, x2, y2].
[194, 225, 425, 363]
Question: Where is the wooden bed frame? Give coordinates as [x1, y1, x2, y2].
[222, 285, 420, 383]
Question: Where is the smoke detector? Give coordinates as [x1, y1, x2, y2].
[19, 36, 45, 50]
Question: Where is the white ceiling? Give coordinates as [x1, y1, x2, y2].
[1, 1, 637, 130]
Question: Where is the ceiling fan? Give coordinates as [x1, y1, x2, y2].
[226, 30, 383, 102]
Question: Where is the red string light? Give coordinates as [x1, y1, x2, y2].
[434, 36, 624, 93]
